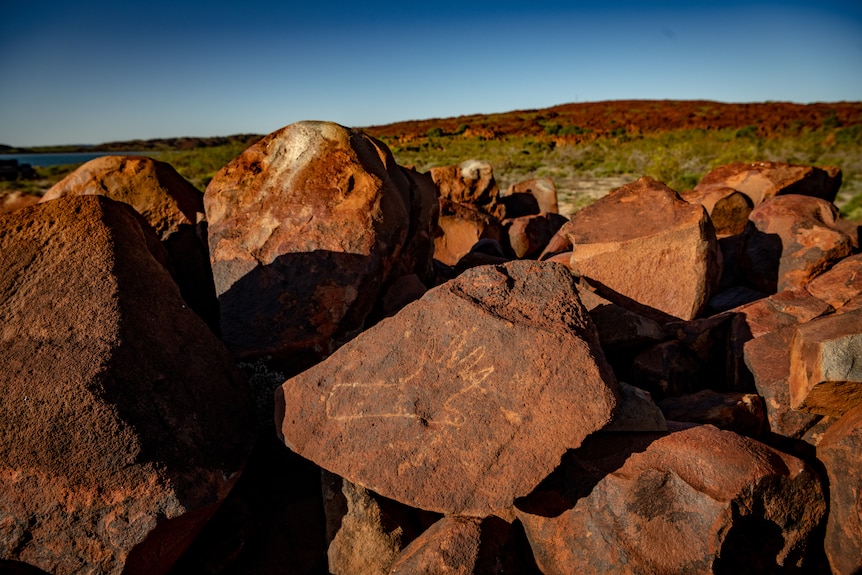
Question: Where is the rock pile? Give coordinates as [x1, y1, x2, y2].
[2, 123, 860, 575]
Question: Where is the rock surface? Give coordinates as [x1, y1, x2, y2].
[806, 253, 862, 310]
[692, 161, 842, 206]
[0, 196, 253, 575]
[205, 121, 423, 362]
[818, 404, 862, 575]
[276, 261, 620, 518]
[515, 424, 826, 575]
[559, 176, 721, 321]
[434, 198, 506, 266]
[502, 177, 558, 214]
[429, 160, 500, 216]
[681, 186, 753, 236]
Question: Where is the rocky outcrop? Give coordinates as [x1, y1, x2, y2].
[559, 176, 721, 321]
[692, 161, 842, 206]
[515, 424, 826, 575]
[276, 261, 620, 518]
[0, 196, 253, 575]
[429, 160, 500, 216]
[205, 121, 432, 363]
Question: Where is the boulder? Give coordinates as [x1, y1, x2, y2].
[205, 121, 424, 362]
[505, 212, 567, 259]
[789, 308, 862, 416]
[515, 424, 827, 574]
[692, 161, 842, 206]
[434, 198, 505, 266]
[0, 196, 253, 575]
[502, 177, 558, 214]
[40, 154, 219, 331]
[603, 382, 668, 432]
[577, 286, 666, 350]
[806, 253, 862, 310]
[630, 340, 705, 400]
[389, 516, 541, 575]
[559, 176, 721, 321]
[0, 191, 40, 213]
[818, 404, 862, 575]
[740, 194, 853, 293]
[681, 186, 753, 236]
[657, 390, 765, 437]
[743, 326, 823, 440]
[428, 160, 500, 216]
[276, 261, 620, 518]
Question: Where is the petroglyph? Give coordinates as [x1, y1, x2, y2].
[325, 328, 505, 427]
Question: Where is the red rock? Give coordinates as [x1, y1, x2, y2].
[806, 253, 862, 310]
[503, 177, 559, 214]
[631, 340, 705, 400]
[428, 159, 500, 216]
[731, 288, 834, 340]
[740, 194, 853, 293]
[681, 186, 753, 236]
[275, 261, 620, 518]
[0, 191, 40, 213]
[380, 274, 428, 318]
[657, 389, 765, 437]
[505, 212, 567, 259]
[0, 196, 254, 575]
[559, 176, 721, 321]
[537, 231, 573, 261]
[389, 515, 541, 575]
[743, 326, 823, 439]
[205, 121, 423, 362]
[434, 198, 505, 266]
[818, 404, 862, 575]
[40, 154, 219, 331]
[603, 382, 667, 432]
[693, 161, 842, 206]
[789, 308, 862, 416]
[516, 425, 826, 574]
[577, 287, 666, 350]
[391, 167, 440, 284]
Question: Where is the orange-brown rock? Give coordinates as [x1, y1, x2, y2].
[740, 194, 853, 293]
[577, 287, 666, 350]
[515, 424, 826, 574]
[0, 191, 40, 213]
[389, 516, 541, 575]
[806, 253, 862, 310]
[428, 159, 500, 215]
[693, 161, 842, 206]
[818, 404, 862, 575]
[40, 154, 218, 331]
[559, 176, 721, 321]
[502, 177, 558, 214]
[205, 121, 424, 362]
[681, 186, 753, 236]
[276, 261, 620, 518]
[0, 196, 253, 575]
[434, 198, 505, 266]
[505, 212, 567, 259]
[657, 389, 765, 437]
[789, 308, 862, 416]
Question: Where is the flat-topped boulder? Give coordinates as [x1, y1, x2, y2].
[205, 121, 430, 362]
[559, 176, 721, 321]
[276, 261, 620, 518]
[0, 196, 253, 575]
[692, 161, 842, 206]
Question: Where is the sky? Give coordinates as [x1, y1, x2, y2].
[1, 0, 861, 147]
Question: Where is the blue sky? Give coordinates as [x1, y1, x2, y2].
[1, 0, 860, 146]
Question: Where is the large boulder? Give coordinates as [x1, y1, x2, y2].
[515, 424, 827, 574]
[692, 161, 842, 206]
[0, 196, 254, 575]
[205, 121, 428, 362]
[559, 176, 721, 321]
[276, 261, 620, 518]
[818, 404, 862, 575]
[806, 253, 862, 310]
[428, 159, 500, 216]
[39, 154, 218, 331]
[740, 194, 853, 294]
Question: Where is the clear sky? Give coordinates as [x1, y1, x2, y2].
[1, 0, 860, 147]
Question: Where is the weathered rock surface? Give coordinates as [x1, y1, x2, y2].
[818, 404, 862, 575]
[434, 198, 506, 266]
[0, 196, 253, 575]
[693, 161, 842, 206]
[205, 121, 426, 362]
[806, 253, 862, 310]
[429, 160, 500, 216]
[0, 191, 40, 213]
[505, 212, 567, 259]
[515, 424, 827, 574]
[577, 286, 666, 350]
[681, 186, 753, 236]
[603, 382, 667, 432]
[502, 177, 558, 214]
[40, 154, 219, 330]
[789, 308, 862, 416]
[276, 261, 620, 518]
[559, 176, 721, 321]
[657, 389, 765, 437]
[389, 516, 541, 575]
[744, 326, 823, 439]
[740, 194, 853, 293]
